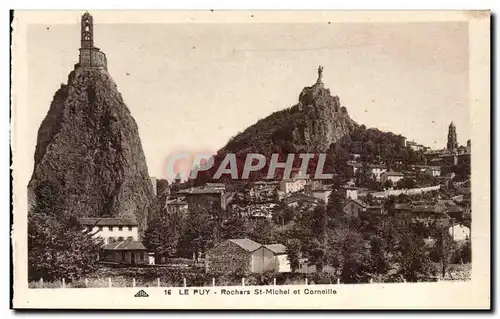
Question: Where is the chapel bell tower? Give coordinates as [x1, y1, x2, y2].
[81, 12, 94, 48]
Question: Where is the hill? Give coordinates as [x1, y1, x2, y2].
[197, 67, 423, 183]
[220, 66, 358, 156]
[28, 67, 156, 233]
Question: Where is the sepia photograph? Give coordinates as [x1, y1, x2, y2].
[11, 10, 490, 309]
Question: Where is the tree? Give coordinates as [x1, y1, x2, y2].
[177, 211, 217, 260]
[220, 216, 247, 239]
[28, 181, 102, 282]
[383, 179, 394, 189]
[368, 235, 390, 275]
[143, 210, 184, 263]
[396, 231, 435, 282]
[396, 177, 416, 190]
[355, 163, 373, 187]
[286, 238, 301, 273]
[325, 228, 371, 283]
[247, 219, 279, 244]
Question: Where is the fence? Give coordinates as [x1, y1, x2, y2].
[29, 275, 426, 289]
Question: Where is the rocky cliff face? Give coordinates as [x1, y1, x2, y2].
[28, 67, 155, 234]
[221, 75, 357, 155]
[294, 81, 357, 152]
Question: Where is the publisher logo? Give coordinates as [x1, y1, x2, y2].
[134, 289, 149, 297]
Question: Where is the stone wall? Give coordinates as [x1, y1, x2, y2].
[78, 47, 107, 70]
[371, 185, 441, 198]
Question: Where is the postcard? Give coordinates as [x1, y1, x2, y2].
[11, 10, 490, 309]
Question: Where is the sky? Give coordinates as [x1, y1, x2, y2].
[27, 16, 470, 179]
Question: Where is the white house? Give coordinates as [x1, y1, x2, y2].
[411, 165, 441, 177]
[449, 224, 470, 242]
[79, 218, 139, 244]
[280, 178, 307, 194]
[369, 164, 388, 181]
[264, 244, 291, 273]
[380, 170, 405, 184]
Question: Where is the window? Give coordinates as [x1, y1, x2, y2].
[121, 251, 126, 261]
[128, 226, 133, 231]
[127, 236, 133, 241]
[108, 237, 115, 244]
[118, 226, 123, 231]
[140, 252, 144, 260]
[109, 226, 114, 231]
[118, 236, 124, 241]
[98, 226, 103, 231]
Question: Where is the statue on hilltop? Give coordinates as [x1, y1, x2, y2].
[317, 65, 324, 84]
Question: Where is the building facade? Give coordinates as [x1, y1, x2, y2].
[205, 239, 278, 274]
[380, 170, 404, 184]
[280, 178, 307, 194]
[79, 218, 139, 244]
[343, 199, 383, 218]
[101, 240, 150, 265]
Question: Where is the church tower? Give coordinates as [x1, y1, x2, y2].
[81, 12, 94, 48]
[77, 12, 107, 70]
[447, 121, 458, 152]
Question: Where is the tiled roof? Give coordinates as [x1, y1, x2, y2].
[284, 193, 319, 205]
[264, 244, 287, 254]
[369, 164, 387, 169]
[79, 218, 137, 226]
[412, 205, 448, 214]
[166, 198, 188, 205]
[383, 170, 404, 177]
[344, 198, 367, 208]
[103, 240, 148, 251]
[228, 238, 262, 252]
[393, 203, 412, 210]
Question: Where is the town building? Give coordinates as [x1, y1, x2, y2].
[79, 218, 139, 244]
[411, 165, 441, 177]
[79, 217, 152, 265]
[448, 224, 471, 242]
[343, 198, 383, 218]
[101, 240, 151, 265]
[347, 162, 388, 181]
[390, 203, 450, 228]
[380, 170, 405, 184]
[248, 181, 280, 200]
[204, 239, 278, 274]
[284, 193, 320, 208]
[178, 184, 233, 219]
[369, 164, 388, 181]
[280, 177, 307, 194]
[407, 140, 428, 152]
[165, 197, 188, 214]
[397, 135, 407, 148]
[339, 186, 370, 200]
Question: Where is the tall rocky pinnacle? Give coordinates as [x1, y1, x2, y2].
[28, 13, 155, 234]
[221, 65, 357, 155]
